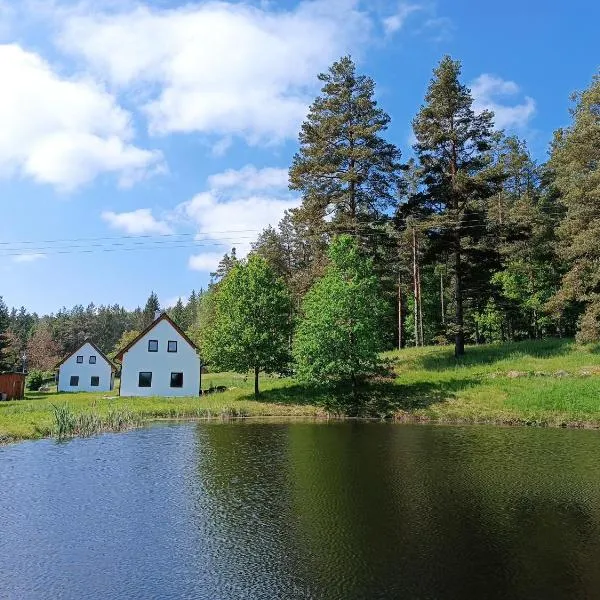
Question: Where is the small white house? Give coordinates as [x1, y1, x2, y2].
[56, 341, 116, 392]
[115, 312, 201, 397]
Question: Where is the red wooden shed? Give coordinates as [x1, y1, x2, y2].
[0, 372, 26, 400]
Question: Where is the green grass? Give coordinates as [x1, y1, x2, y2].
[4, 338, 600, 444]
[0, 371, 323, 444]
[384, 338, 600, 426]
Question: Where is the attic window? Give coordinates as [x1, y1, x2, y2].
[167, 341, 177, 353]
[70, 376, 79, 386]
[76, 356, 83, 364]
[89, 356, 96, 364]
[148, 340, 158, 352]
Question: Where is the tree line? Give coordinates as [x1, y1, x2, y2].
[1, 55, 599, 396]
[0, 291, 204, 372]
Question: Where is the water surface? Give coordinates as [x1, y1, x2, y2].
[2, 422, 600, 599]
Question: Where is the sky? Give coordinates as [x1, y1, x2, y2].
[0, 0, 598, 314]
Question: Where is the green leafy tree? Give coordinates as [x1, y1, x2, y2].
[548, 71, 600, 342]
[412, 56, 502, 356]
[293, 235, 386, 404]
[202, 255, 292, 397]
[111, 329, 140, 361]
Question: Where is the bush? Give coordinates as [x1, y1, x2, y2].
[27, 370, 45, 391]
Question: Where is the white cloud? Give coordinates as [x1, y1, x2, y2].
[208, 165, 288, 193]
[471, 74, 536, 130]
[0, 44, 162, 190]
[12, 252, 47, 263]
[59, 0, 370, 146]
[101, 208, 172, 235]
[188, 252, 225, 273]
[162, 294, 185, 308]
[179, 163, 299, 271]
[383, 3, 421, 35]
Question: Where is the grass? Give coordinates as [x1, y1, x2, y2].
[384, 338, 600, 427]
[3, 338, 600, 444]
[0, 371, 324, 444]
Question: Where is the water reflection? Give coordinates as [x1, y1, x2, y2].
[1, 422, 600, 599]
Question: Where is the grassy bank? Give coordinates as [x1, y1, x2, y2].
[386, 338, 600, 427]
[0, 372, 323, 444]
[3, 338, 600, 444]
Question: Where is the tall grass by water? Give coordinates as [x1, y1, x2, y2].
[51, 403, 142, 439]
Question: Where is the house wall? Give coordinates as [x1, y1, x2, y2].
[58, 342, 113, 392]
[120, 319, 200, 397]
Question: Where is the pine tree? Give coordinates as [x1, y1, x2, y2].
[548, 72, 600, 342]
[289, 55, 402, 259]
[412, 56, 502, 356]
[210, 248, 238, 285]
[169, 298, 186, 327]
[142, 292, 160, 328]
[0, 296, 11, 371]
[250, 226, 290, 280]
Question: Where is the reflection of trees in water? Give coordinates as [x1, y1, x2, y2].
[288, 423, 600, 600]
[192, 422, 317, 599]
[190, 421, 600, 599]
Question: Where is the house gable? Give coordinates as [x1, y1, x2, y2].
[115, 313, 198, 361]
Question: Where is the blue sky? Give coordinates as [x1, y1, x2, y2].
[1, 0, 598, 314]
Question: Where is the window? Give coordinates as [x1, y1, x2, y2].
[90, 376, 99, 387]
[70, 376, 79, 386]
[138, 372, 152, 387]
[148, 340, 158, 352]
[89, 355, 97, 364]
[167, 340, 178, 353]
[170, 372, 183, 388]
[76, 356, 83, 364]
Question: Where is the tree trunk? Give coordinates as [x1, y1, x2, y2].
[398, 275, 403, 350]
[440, 270, 445, 326]
[254, 365, 260, 398]
[454, 231, 465, 357]
[412, 228, 419, 347]
[417, 261, 424, 347]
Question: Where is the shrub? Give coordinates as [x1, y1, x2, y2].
[27, 370, 45, 391]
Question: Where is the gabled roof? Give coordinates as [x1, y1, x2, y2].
[114, 312, 199, 361]
[55, 340, 118, 371]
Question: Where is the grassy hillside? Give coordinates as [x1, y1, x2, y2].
[387, 338, 600, 426]
[3, 338, 600, 444]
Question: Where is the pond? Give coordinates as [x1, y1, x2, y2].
[2, 421, 600, 599]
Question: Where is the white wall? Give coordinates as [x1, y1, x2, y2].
[58, 342, 113, 392]
[119, 319, 200, 397]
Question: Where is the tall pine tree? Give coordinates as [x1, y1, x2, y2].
[412, 56, 502, 356]
[548, 72, 600, 342]
[289, 55, 402, 265]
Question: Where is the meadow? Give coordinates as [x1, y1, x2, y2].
[3, 338, 600, 444]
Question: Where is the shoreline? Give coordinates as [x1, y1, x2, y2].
[4, 410, 600, 448]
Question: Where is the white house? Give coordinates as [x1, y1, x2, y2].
[56, 341, 116, 392]
[115, 312, 201, 397]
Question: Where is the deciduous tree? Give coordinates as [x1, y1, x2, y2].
[202, 256, 292, 396]
[293, 235, 386, 404]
